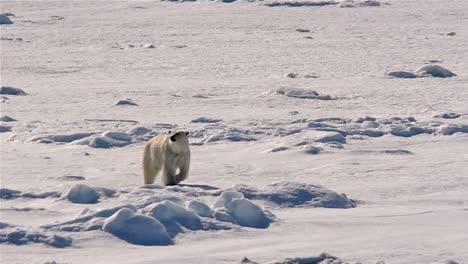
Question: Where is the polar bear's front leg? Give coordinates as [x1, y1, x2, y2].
[161, 164, 177, 186]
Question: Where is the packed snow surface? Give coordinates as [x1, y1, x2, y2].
[1, 0, 467, 263]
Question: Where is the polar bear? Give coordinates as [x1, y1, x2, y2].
[143, 130, 190, 186]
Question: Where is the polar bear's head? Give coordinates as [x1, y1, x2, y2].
[168, 130, 190, 153]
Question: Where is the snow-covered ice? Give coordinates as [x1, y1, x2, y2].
[1, 0, 467, 263]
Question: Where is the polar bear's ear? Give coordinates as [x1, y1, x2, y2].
[168, 130, 172, 135]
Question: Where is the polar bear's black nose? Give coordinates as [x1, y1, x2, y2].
[170, 135, 176, 142]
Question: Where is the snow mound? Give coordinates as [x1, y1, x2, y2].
[29, 132, 96, 144]
[141, 200, 202, 234]
[72, 132, 132, 148]
[103, 208, 172, 246]
[313, 132, 347, 143]
[64, 184, 100, 204]
[386, 71, 417, 79]
[0, 86, 27, 95]
[415, 65, 456, 78]
[115, 99, 138, 106]
[275, 87, 333, 100]
[436, 124, 468, 135]
[187, 200, 213, 217]
[203, 129, 258, 143]
[126, 126, 153, 136]
[338, 0, 380, 8]
[191, 117, 223, 123]
[226, 198, 271, 228]
[213, 191, 272, 228]
[58, 175, 86, 181]
[0, 115, 17, 122]
[0, 230, 72, 248]
[0, 14, 13, 25]
[223, 181, 355, 208]
[301, 145, 322, 154]
[433, 112, 461, 119]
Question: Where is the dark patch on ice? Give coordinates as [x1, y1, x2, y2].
[314, 132, 347, 143]
[0, 115, 16, 122]
[285, 72, 299, 78]
[58, 176, 86, 181]
[241, 253, 342, 264]
[268, 146, 289, 153]
[0, 125, 12, 132]
[0, 14, 14, 25]
[115, 99, 138, 106]
[295, 28, 310, 33]
[0, 188, 60, 199]
[265, 1, 337, 7]
[302, 145, 321, 154]
[313, 117, 350, 124]
[84, 118, 139, 124]
[445, 32, 456, 36]
[275, 87, 334, 100]
[2, 207, 46, 212]
[433, 112, 461, 119]
[0, 222, 11, 229]
[351, 149, 413, 155]
[0, 86, 27, 95]
[220, 181, 355, 208]
[191, 117, 223, 123]
[0, 230, 72, 248]
[339, 0, 381, 8]
[386, 71, 418, 79]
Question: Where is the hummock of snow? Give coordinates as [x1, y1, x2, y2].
[415, 65, 456, 78]
[187, 200, 213, 217]
[191, 117, 223, 123]
[141, 200, 203, 233]
[103, 208, 172, 246]
[115, 99, 138, 106]
[433, 112, 461, 119]
[387, 65, 456, 78]
[275, 87, 333, 100]
[0, 115, 17, 122]
[64, 184, 100, 204]
[0, 86, 27, 95]
[223, 181, 355, 208]
[436, 124, 468, 136]
[213, 191, 271, 228]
